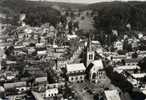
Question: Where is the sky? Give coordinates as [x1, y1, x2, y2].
[28, 0, 146, 4]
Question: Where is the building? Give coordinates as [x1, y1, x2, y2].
[124, 58, 142, 66]
[114, 65, 140, 74]
[35, 77, 48, 85]
[0, 86, 5, 98]
[86, 59, 105, 83]
[114, 40, 123, 50]
[86, 37, 95, 67]
[66, 63, 86, 83]
[104, 89, 121, 100]
[111, 55, 126, 63]
[4, 81, 27, 95]
[37, 50, 47, 56]
[132, 73, 146, 80]
[45, 88, 59, 98]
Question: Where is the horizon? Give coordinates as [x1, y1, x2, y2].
[27, 0, 146, 4]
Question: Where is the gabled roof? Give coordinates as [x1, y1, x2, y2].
[66, 63, 86, 73]
[86, 59, 104, 72]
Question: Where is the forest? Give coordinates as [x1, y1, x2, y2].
[90, 1, 146, 32]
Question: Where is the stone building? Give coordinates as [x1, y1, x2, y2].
[66, 63, 86, 83]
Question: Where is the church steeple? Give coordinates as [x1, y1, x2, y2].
[86, 33, 95, 67]
[87, 33, 92, 51]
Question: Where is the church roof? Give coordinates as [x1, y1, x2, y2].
[92, 60, 104, 69]
[66, 63, 86, 73]
[86, 59, 104, 72]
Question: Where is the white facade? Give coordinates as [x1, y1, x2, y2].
[66, 63, 86, 82]
[68, 75, 85, 83]
[86, 51, 95, 67]
[114, 65, 140, 74]
[45, 88, 58, 97]
[89, 59, 105, 83]
[114, 41, 123, 50]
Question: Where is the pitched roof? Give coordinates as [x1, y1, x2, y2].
[35, 77, 47, 83]
[86, 59, 104, 72]
[66, 63, 86, 73]
[125, 58, 142, 63]
[132, 73, 146, 79]
[4, 81, 26, 89]
[92, 59, 104, 69]
[104, 90, 121, 100]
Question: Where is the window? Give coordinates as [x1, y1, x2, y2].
[89, 54, 93, 60]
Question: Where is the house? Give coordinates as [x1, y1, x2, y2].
[37, 50, 47, 56]
[5, 73, 16, 81]
[111, 55, 126, 63]
[35, 77, 48, 85]
[0, 86, 5, 98]
[67, 34, 78, 40]
[86, 59, 105, 83]
[132, 73, 146, 80]
[138, 51, 146, 58]
[4, 81, 27, 90]
[46, 82, 65, 89]
[114, 40, 123, 50]
[104, 89, 121, 100]
[4, 81, 27, 95]
[91, 40, 101, 50]
[124, 58, 142, 66]
[66, 63, 86, 83]
[143, 36, 146, 40]
[49, 25, 55, 32]
[114, 65, 140, 74]
[36, 43, 45, 48]
[34, 77, 48, 92]
[28, 47, 36, 55]
[131, 39, 139, 49]
[45, 88, 59, 98]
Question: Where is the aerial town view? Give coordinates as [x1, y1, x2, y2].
[0, 0, 146, 100]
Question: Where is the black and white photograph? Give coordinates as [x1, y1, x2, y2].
[0, 0, 146, 100]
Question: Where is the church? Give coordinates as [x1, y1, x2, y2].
[85, 37, 106, 83]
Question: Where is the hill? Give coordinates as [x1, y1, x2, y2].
[0, 0, 61, 26]
[88, 1, 146, 31]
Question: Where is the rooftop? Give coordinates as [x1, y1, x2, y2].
[104, 90, 121, 100]
[4, 81, 26, 89]
[125, 58, 143, 63]
[66, 63, 86, 73]
[35, 77, 47, 83]
[132, 73, 146, 79]
[114, 65, 140, 71]
[91, 59, 104, 70]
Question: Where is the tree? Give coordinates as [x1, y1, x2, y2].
[132, 52, 138, 58]
[138, 57, 146, 72]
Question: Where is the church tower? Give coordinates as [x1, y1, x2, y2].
[86, 35, 95, 67]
